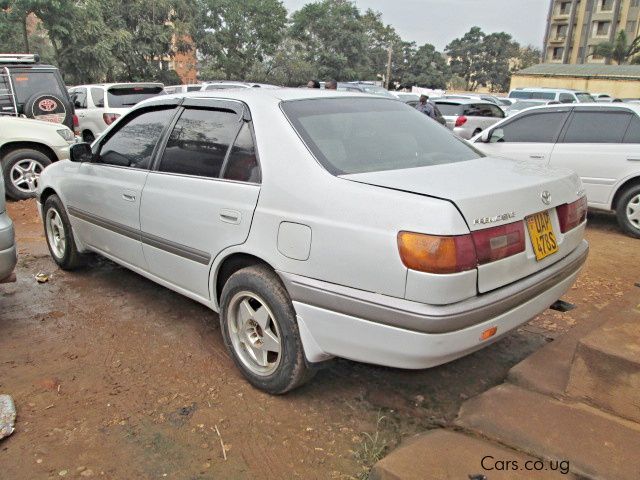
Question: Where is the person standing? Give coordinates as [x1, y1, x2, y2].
[416, 94, 436, 119]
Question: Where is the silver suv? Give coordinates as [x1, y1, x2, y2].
[0, 168, 17, 283]
[434, 98, 505, 139]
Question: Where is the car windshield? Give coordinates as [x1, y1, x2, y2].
[281, 97, 482, 175]
[10, 70, 65, 103]
[509, 91, 556, 100]
[107, 86, 164, 108]
[576, 92, 596, 103]
[433, 102, 462, 116]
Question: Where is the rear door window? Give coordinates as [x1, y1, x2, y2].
[72, 87, 87, 109]
[562, 111, 632, 143]
[623, 116, 640, 143]
[90, 88, 104, 108]
[499, 111, 569, 143]
[106, 86, 164, 108]
[559, 93, 575, 103]
[158, 108, 241, 178]
[98, 107, 176, 169]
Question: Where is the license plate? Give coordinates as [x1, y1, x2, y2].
[526, 210, 558, 261]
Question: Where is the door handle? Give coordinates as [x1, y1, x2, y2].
[122, 193, 136, 202]
[219, 209, 241, 224]
[529, 154, 545, 159]
[627, 158, 640, 162]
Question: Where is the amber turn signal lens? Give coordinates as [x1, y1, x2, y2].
[397, 231, 477, 274]
[480, 326, 497, 341]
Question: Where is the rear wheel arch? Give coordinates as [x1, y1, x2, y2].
[612, 176, 640, 211]
[214, 253, 276, 306]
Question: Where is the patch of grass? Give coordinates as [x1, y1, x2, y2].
[354, 413, 389, 480]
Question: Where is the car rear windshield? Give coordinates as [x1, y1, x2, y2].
[281, 97, 482, 175]
[509, 91, 556, 100]
[510, 101, 545, 111]
[107, 86, 164, 108]
[10, 70, 65, 103]
[433, 102, 462, 116]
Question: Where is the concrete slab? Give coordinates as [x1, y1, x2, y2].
[567, 311, 640, 423]
[508, 296, 639, 397]
[369, 429, 572, 480]
[456, 384, 640, 480]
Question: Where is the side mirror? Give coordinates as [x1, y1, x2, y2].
[69, 143, 93, 163]
[480, 130, 491, 142]
[489, 128, 505, 143]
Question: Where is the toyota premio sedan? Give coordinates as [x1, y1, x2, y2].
[37, 90, 588, 394]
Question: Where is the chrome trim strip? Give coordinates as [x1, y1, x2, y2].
[67, 206, 211, 265]
[279, 240, 588, 335]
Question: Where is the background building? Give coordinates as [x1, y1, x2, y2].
[511, 63, 640, 97]
[543, 0, 640, 64]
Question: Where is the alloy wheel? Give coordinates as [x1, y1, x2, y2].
[45, 208, 66, 259]
[627, 194, 640, 232]
[227, 291, 282, 376]
[10, 159, 44, 194]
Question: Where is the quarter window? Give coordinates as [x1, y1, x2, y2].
[158, 108, 240, 178]
[559, 93, 575, 103]
[563, 111, 632, 143]
[499, 112, 568, 143]
[90, 87, 104, 108]
[223, 123, 261, 183]
[98, 107, 175, 169]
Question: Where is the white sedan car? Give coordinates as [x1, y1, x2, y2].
[472, 103, 640, 238]
[37, 90, 588, 393]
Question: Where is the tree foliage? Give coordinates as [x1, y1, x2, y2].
[592, 30, 640, 64]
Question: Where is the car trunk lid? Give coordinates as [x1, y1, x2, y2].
[342, 156, 585, 292]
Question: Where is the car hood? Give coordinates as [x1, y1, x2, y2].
[0, 116, 68, 131]
[341, 156, 583, 232]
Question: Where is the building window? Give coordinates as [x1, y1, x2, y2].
[559, 1, 572, 15]
[552, 47, 564, 60]
[557, 24, 569, 38]
[589, 46, 604, 60]
[626, 21, 638, 37]
[594, 21, 611, 37]
[599, 0, 613, 11]
[631, 0, 640, 7]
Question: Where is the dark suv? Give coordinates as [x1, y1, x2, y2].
[0, 54, 75, 131]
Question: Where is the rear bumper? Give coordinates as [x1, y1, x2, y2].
[0, 211, 17, 283]
[280, 240, 588, 369]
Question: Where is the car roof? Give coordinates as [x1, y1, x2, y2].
[433, 98, 495, 105]
[70, 82, 164, 89]
[512, 87, 588, 94]
[137, 88, 395, 109]
[510, 102, 640, 115]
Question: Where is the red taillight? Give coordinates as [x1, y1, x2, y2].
[103, 113, 121, 125]
[455, 115, 467, 127]
[72, 114, 79, 135]
[472, 221, 526, 264]
[557, 197, 587, 233]
[398, 220, 526, 275]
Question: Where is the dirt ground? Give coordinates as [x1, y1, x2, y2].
[1, 199, 638, 480]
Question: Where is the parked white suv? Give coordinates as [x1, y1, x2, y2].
[68, 83, 164, 143]
[37, 90, 587, 393]
[1, 116, 74, 199]
[508, 88, 595, 104]
[472, 103, 640, 237]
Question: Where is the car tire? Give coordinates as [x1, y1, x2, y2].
[2, 149, 52, 200]
[616, 184, 640, 239]
[43, 194, 85, 270]
[23, 93, 69, 126]
[219, 265, 314, 394]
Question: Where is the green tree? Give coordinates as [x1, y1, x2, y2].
[445, 26, 487, 91]
[513, 45, 542, 71]
[289, 0, 369, 81]
[402, 43, 449, 89]
[197, 0, 287, 80]
[360, 9, 401, 82]
[481, 32, 519, 92]
[592, 30, 640, 64]
[247, 38, 316, 86]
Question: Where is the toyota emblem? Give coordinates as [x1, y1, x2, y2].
[38, 99, 58, 112]
[541, 190, 552, 205]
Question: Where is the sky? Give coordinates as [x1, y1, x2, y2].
[281, 0, 550, 51]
